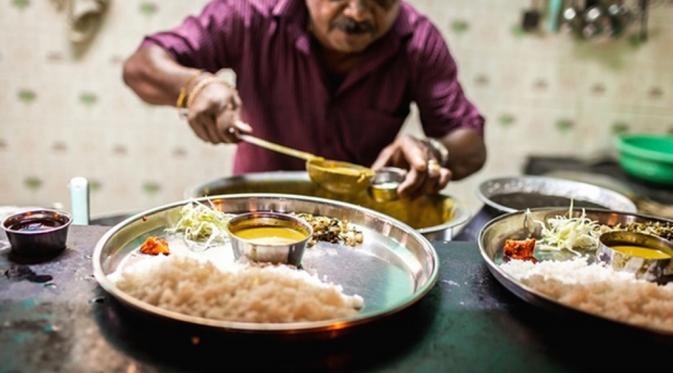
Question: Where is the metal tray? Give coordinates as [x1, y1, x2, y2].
[93, 194, 438, 335]
[479, 208, 673, 336]
[186, 171, 470, 241]
[477, 176, 637, 213]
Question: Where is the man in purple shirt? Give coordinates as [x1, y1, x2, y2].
[123, 0, 486, 198]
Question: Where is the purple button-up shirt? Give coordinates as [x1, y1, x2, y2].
[143, 0, 484, 174]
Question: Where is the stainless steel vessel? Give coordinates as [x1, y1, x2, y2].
[477, 176, 637, 213]
[187, 171, 469, 241]
[479, 207, 673, 336]
[227, 211, 313, 266]
[94, 194, 439, 336]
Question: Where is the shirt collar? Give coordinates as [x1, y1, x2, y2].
[272, 0, 302, 17]
[272, 0, 311, 53]
[392, 2, 414, 38]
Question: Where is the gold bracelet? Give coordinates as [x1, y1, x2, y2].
[176, 71, 203, 109]
[185, 76, 232, 110]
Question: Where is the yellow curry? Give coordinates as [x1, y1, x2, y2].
[610, 245, 672, 260]
[234, 226, 307, 245]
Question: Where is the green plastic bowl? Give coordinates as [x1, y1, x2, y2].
[616, 135, 673, 185]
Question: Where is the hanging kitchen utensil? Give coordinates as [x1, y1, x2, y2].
[638, 0, 649, 41]
[606, 0, 632, 37]
[521, 0, 542, 32]
[582, 0, 605, 39]
[562, 0, 584, 35]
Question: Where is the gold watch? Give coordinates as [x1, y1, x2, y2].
[421, 138, 450, 167]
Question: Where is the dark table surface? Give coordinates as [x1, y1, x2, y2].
[1, 226, 671, 373]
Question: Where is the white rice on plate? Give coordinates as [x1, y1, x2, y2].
[115, 255, 363, 323]
[501, 258, 673, 332]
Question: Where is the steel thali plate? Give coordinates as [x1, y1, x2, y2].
[477, 176, 637, 213]
[479, 207, 673, 336]
[93, 194, 438, 335]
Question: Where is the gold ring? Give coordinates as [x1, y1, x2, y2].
[427, 159, 441, 174]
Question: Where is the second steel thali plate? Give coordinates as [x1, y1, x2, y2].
[479, 208, 673, 337]
[93, 194, 438, 336]
[477, 176, 637, 213]
[186, 171, 470, 241]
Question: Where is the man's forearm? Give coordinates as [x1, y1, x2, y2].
[122, 45, 202, 106]
[439, 128, 486, 180]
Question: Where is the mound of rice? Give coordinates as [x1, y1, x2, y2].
[116, 255, 363, 323]
[501, 258, 673, 332]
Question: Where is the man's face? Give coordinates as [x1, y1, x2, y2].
[306, 0, 401, 54]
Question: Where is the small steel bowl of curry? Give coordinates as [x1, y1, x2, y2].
[597, 231, 673, 283]
[227, 211, 313, 266]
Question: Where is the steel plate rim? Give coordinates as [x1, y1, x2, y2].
[478, 207, 673, 337]
[418, 195, 470, 234]
[93, 193, 439, 334]
[476, 176, 637, 213]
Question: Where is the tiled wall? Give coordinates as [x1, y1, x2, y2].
[1, 0, 672, 217]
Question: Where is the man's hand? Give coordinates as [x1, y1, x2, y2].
[186, 77, 252, 144]
[372, 135, 451, 199]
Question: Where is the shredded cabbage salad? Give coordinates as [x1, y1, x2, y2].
[530, 202, 605, 255]
[165, 199, 234, 249]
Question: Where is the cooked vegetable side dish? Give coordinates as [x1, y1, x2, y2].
[292, 213, 364, 247]
[139, 236, 170, 256]
[503, 239, 536, 262]
[617, 221, 673, 241]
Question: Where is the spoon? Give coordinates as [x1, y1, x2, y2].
[238, 134, 319, 162]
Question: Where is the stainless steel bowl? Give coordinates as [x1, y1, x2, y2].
[597, 231, 673, 283]
[227, 211, 313, 266]
[368, 167, 406, 203]
[186, 171, 469, 241]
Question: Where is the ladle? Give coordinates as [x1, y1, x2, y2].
[238, 134, 375, 194]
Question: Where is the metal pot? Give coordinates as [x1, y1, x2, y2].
[186, 171, 469, 241]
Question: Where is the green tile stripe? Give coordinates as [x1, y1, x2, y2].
[140, 2, 158, 15]
[142, 181, 161, 195]
[17, 89, 36, 103]
[12, 0, 30, 10]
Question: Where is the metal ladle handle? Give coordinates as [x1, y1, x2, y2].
[238, 134, 319, 162]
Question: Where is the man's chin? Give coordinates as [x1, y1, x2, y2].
[329, 34, 374, 53]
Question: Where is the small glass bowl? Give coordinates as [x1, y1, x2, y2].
[2, 208, 72, 258]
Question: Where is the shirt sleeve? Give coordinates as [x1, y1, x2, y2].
[140, 0, 251, 73]
[409, 22, 485, 138]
